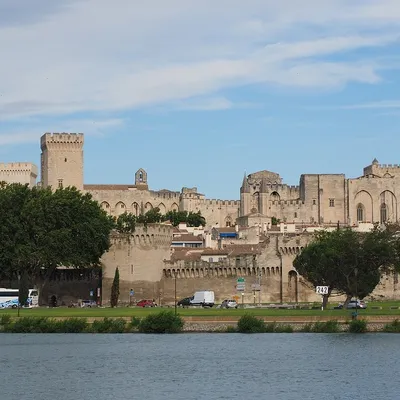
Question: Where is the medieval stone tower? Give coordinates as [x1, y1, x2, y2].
[40, 133, 84, 191]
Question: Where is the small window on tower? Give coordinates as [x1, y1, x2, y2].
[58, 179, 63, 189]
[64, 158, 67, 162]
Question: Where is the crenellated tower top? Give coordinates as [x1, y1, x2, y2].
[40, 132, 84, 191]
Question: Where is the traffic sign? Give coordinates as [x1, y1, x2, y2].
[236, 278, 245, 291]
[316, 286, 329, 295]
[251, 283, 261, 291]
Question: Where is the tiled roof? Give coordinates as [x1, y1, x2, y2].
[171, 234, 203, 243]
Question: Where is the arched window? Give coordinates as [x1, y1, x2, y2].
[381, 203, 387, 223]
[356, 204, 364, 222]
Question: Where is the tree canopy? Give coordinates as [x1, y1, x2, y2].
[293, 227, 400, 307]
[0, 183, 115, 286]
[115, 208, 206, 233]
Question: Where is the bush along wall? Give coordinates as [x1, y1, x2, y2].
[0, 312, 184, 334]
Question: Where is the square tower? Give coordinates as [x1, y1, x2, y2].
[40, 132, 84, 190]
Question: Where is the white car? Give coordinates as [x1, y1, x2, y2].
[221, 299, 238, 309]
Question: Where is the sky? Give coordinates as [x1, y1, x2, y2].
[1, 0, 400, 199]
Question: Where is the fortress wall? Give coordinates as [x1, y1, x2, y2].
[87, 189, 180, 216]
[100, 225, 173, 305]
[0, 162, 38, 187]
[348, 176, 400, 225]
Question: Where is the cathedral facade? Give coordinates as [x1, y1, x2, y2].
[1, 132, 399, 229]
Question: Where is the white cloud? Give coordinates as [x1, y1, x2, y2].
[0, 118, 124, 145]
[340, 100, 400, 109]
[0, 0, 399, 120]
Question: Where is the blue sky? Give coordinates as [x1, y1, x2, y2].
[1, 0, 400, 199]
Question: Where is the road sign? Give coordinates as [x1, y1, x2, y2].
[89, 290, 94, 297]
[236, 278, 245, 291]
[251, 283, 261, 291]
[316, 286, 329, 295]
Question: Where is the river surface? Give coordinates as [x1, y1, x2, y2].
[0, 333, 399, 400]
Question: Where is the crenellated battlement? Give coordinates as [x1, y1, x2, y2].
[204, 199, 240, 207]
[378, 164, 400, 169]
[110, 223, 174, 247]
[41, 132, 84, 151]
[0, 162, 38, 174]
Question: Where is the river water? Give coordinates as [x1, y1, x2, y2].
[0, 333, 399, 400]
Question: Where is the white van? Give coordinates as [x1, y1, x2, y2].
[190, 291, 215, 307]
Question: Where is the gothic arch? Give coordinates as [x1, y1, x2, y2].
[158, 203, 166, 214]
[144, 202, 153, 211]
[170, 203, 179, 211]
[115, 201, 126, 216]
[356, 203, 365, 223]
[131, 202, 140, 216]
[380, 190, 397, 222]
[354, 190, 373, 223]
[225, 215, 233, 227]
[270, 191, 280, 200]
[100, 201, 111, 214]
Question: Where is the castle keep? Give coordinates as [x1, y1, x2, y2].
[2, 132, 400, 305]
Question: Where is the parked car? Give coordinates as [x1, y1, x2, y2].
[177, 297, 192, 307]
[221, 299, 238, 309]
[334, 300, 367, 309]
[136, 299, 156, 308]
[80, 300, 97, 308]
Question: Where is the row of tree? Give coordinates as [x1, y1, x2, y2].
[293, 226, 400, 308]
[0, 183, 115, 297]
[114, 208, 206, 233]
[0, 183, 207, 302]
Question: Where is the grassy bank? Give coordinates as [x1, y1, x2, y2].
[1, 301, 399, 318]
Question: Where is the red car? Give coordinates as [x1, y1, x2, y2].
[136, 299, 156, 307]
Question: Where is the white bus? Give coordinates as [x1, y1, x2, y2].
[0, 288, 39, 309]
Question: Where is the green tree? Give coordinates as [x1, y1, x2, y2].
[293, 228, 399, 308]
[271, 217, 281, 226]
[18, 271, 30, 307]
[115, 212, 137, 233]
[186, 211, 206, 227]
[163, 210, 206, 227]
[0, 184, 114, 301]
[110, 267, 120, 308]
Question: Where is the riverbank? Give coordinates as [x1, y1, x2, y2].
[2, 314, 400, 333]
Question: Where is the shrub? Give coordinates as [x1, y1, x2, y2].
[312, 320, 340, 333]
[383, 319, 400, 333]
[0, 314, 12, 326]
[300, 323, 313, 332]
[3, 317, 58, 333]
[237, 314, 265, 333]
[348, 319, 367, 333]
[264, 322, 276, 332]
[56, 318, 89, 333]
[225, 325, 237, 333]
[91, 317, 127, 333]
[129, 316, 141, 331]
[274, 324, 294, 333]
[138, 311, 184, 333]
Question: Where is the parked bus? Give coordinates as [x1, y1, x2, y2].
[0, 288, 39, 309]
